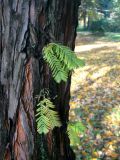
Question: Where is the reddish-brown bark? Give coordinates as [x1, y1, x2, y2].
[0, 0, 80, 159]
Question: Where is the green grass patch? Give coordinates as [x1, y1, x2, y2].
[103, 32, 120, 42]
[77, 31, 120, 42]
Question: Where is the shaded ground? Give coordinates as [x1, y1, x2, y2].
[70, 32, 120, 160]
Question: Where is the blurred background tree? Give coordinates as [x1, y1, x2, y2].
[78, 0, 120, 33]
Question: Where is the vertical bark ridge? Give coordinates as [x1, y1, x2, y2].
[13, 58, 35, 160]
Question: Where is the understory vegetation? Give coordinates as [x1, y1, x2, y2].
[35, 43, 85, 140]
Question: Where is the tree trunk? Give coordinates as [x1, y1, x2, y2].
[83, 10, 87, 29]
[87, 15, 91, 30]
[0, 0, 80, 159]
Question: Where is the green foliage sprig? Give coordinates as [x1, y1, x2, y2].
[67, 121, 86, 146]
[36, 90, 61, 134]
[43, 43, 85, 83]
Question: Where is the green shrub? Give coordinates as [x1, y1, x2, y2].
[90, 18, 120, 33]
[89, 19, 105, 34]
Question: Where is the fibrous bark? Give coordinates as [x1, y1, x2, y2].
[0, 0, 80, 159]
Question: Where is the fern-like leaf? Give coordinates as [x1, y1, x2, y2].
[67, 121, 86, 146]
[43, 43, 85, 83]
[36, 98, 61, 134]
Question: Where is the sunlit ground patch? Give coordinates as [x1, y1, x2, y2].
[70, 33, 120, 159]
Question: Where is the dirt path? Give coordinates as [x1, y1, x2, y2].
[70, 33, 120, 160]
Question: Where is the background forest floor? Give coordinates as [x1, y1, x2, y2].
[70, 32, 120, 160]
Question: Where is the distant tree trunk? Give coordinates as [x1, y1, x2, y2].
[83, 10, 87, 29]
[87, 15, 91, 30]
[0, 0, 80, 159]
